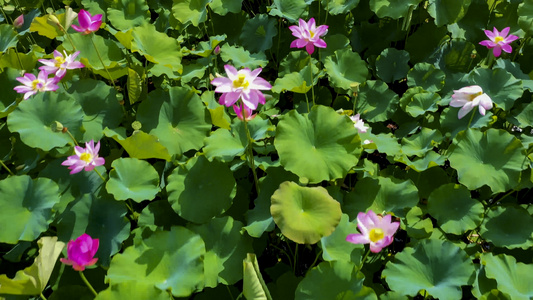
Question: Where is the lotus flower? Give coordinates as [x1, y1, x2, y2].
[38, 50, 85, 79]
[13, 14, 24, 28]
[479, 27, 519, 57]
[13, 71, 59, 100]
[211, 65, 272, 110]
[289, 18, 328, 55]
[60, 233, 99, 271]
[233, 104, 256, 121]
[61, 140, 105, 174]
[346, 210, 400, 253]
[450, 85, 493, 119]
[349, 114, 369, 133]
[71, 9, 102, 34]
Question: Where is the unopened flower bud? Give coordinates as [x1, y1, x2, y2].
[51, 121, 64, 132]
[213, 45, 220, 55]
[13, 15, 24, 28]
[47, 14, 61, 27]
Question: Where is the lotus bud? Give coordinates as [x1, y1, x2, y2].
[63, 6, 78, 31]
[13, 15, 24, 28]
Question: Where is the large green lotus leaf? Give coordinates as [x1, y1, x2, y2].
[269, 0, 308, 22]
[320, 34, 351, 59]
[279, 50, 318, 77]
[29, 15, 63, 39]
[137, 200, 184, 230]
[136, 87, 211, 157]
[106, 226, 205, 297]
[68, 79, 123, 142]
[204, 116, 273, 162]
[400, 128, 443, 157]
[239, 14, 277, 53]
[480, 206, 533, 249]
[376, 48, 410, 83]
[245, 167, 299, 238]
[7, 92, 83, 151]
[270, 181, 342, 244]
[383, 239, 475, 299]
[0, 237, 64, 295]
[406, 162, 449, 199]
[274, 105, 360, 183]
[433, 39, 477, 73]
[495, 59, 533, 92]
[220, 44, 269, 69]
[188, 216, 253, 287]
[369, 0, 421, 19]
[107, 0, 149, 30]
[320, 214, 364, 263]
[427, 183, 484, 235]
[482, 253, 533, 300]
[172, 0, 209, 26]
[295, 261, 376, 300]
[271, 72, 312, 94]
[104, 129, 172, 161]
[0, 68, 24, 118]
[0, 176, 60, 244]
[371, 133, 401, 157]
[0, 48, 38, 71]
[64, 34, 125, 71]
[397, 151, 446, 172]
[0, 24, 18, 53]
[344, 176, 419, 219]
[324, 48, 368, 91]
[518, 0, 533, 36]
[405, 206, 433, 239]
[131, 23, 182, 73]
[399, 87, 440, 117]
[427, 0, 472, 27]
[210, 0, 243, 15]
[243, 253, 273, 300]
[55, 193, 130, 267]
[95, 282, 168, 300]
[355, 80, 399, 122]
[405, 22, 448, 63]
[439, 107, 493, 138]
[167, 156, 236, 223]
[106, 158, 160, 202]
[407, 63, 445, 92]
[321, 0, 360, 15]
[448, 129, 527, 193]
[468, 68, 523, 111]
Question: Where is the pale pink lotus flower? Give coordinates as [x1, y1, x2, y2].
[71, 9, 102, 34]
[211, 65, 272, 110]
[346, 210, 400, 253]
[13, 14, 24, 28]
[60, 233, 99, 271]
[349, 114, 369, 133]
[38, 50, 85, 79]
[289, 18, 328, 55]
[479, 27, 519, 57]
[61, 140, 105, 174]
[233, 104, 256, 121]
[13, 71, 59, 100]
[450, 85, 493, 119]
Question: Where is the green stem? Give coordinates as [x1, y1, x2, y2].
[293, 244, 299, 274]
[466, 109, 476, 128]
[40, 293, 48, 300]
[308, 56, 315, 107]
[93, 168, 106, 182]
[355, 248, 372, 276]
[512, 36, 530, 62]
[226, 284, 235, 300]
[79, 271, 98, 297]
[90, 34, 117, 90]
[65, 130, 79, 146]
[242, 102, 260, 194]
[0, 160, 14, 176]
[304, 91, 310, 113]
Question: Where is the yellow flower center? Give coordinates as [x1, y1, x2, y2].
[79, 152, 93, 163]
[54, 56, 66, 67]
[369, 228, 384, 243]
[233, 74, 249, 89]
[31, 79, 40, 89]
[309, 30, 315, 38]
[469, 91, 483, 101]
[494, 36, 504, 43]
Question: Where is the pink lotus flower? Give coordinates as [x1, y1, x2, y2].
[349, 114, 369, 133]
[346, 210, 400, 253]
[233, 104, 256, 121]
[289, 18, 328, 55]
[211, 65, 272, 110]
[61, 140, 105, 174]
[71, 9, 102, 34]
[38, 50, 85, 79]
[479, 27, 519, 57]
[60, 233, 99, 271]
[450, 85, 493, 119]
[13, 14, 24, 28]
[14, 71, 59, 100]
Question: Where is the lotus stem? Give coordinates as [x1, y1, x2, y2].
[242, 102, 260, 194]
[90, 33, 117, 91]
[79, 271, 98, 297]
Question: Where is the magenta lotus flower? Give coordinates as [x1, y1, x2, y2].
[38, 50, 85, 79]
[450, 85, 493, 119]
[479, 27, 519, 57]
[233, 104, 256, 121]
[289, 18, 328, 55]
[13, 14, 24, 28]
[349, 114, 369, 133]
[60, 233, 99, 271]
[346, 210, 400, 253]
[71, 9, 102, 34]
[61, 140, 105, 174]
[13, 71, 59, 100]
[211, 65, 272, 110]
